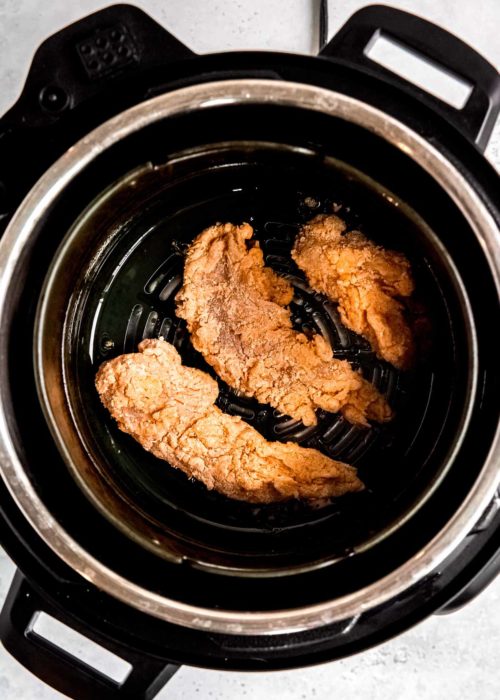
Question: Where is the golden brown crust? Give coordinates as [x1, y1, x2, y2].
[95, 339, 364, 503]
[175, 222, 391, 427]
[292, 214, 416, 369]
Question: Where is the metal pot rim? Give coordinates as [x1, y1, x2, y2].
[0, 79, 499, 636]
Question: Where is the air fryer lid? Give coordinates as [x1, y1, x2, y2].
[1, 81, 499, 635]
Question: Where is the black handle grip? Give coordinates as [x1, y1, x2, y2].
[1, 3, 194, 130]
[0, 570, 179, 700]
[321, 4, 500, 151]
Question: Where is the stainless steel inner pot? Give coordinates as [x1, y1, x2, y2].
[0, 79, 499, 635]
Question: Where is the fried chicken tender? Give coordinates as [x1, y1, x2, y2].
[175, 222, 391, 427]
[95, 339, 363, 503]
[292, 214, 415, 369]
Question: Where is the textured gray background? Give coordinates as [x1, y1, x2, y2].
[0, 1, 499, 698]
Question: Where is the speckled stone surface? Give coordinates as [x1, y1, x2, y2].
[0, 1, 499, 698]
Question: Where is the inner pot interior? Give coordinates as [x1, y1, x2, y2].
[35, 106, 473, 578]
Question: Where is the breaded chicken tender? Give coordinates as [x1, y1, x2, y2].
[292, 214, 415, 369]
[175, 222, 391, 427]
[95, 339, 363, 503]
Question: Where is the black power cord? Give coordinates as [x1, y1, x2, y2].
[319, 0, 329, 51]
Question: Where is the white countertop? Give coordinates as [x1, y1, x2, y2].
[0, 1, 499, 698]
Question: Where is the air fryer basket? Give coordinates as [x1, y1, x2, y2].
[36, 100, 475, 580]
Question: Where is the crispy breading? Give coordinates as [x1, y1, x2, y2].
[292, 214, 415, 369]
[175, 222, 391, 427]
[95, 339, 363, 503]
